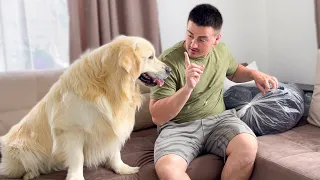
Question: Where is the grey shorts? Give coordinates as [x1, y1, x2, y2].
[154, 109, 256, 165]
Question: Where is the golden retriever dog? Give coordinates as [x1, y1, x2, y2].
[0, 35, 171, 180]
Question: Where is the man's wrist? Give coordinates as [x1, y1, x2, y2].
[182, 85, 193, 94]
[249, 69, 257, 80]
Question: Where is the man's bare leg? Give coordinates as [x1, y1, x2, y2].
[155, 154, 190, 180]
[221, 133, 258, 180]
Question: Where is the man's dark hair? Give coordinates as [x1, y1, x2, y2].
[188, 4, 223, 31]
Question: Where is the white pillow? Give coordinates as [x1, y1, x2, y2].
[223, 61, 259, 92]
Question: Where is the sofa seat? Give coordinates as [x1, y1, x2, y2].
[9, 123, 319, 180]
[252, 124, 320, 180]
[0, 128, 224, 180]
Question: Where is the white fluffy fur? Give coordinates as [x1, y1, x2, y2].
[0, 35, 169, 180]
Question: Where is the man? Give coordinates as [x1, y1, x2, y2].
[149, 3, 278, 180]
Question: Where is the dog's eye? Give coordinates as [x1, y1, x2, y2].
[148, 56, 154, 60]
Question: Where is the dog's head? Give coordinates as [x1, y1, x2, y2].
[114, 35, 171, 87]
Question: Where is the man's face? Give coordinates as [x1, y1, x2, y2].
[185, 20, 221, 59]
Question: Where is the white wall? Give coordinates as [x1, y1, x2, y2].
[157, 0, 318, 85]
[266, 0, 317, 85]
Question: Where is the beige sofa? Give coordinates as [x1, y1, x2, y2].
[0, 58, 320, 179]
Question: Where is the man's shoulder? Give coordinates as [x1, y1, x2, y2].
[212, 42, 229, 53]
[159, 41, 185, 63]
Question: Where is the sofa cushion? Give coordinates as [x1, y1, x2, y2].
[251, 124, 320, 180]
[133, 82, 157, 132]
[34, 69, 65, 101]
[0, 128, 224, 180]
[0, 69, 64, 135]
[133, 93, 156, 132]
[307, 50, 320, 127]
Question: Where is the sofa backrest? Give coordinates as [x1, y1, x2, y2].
[0, 69, 154, 136]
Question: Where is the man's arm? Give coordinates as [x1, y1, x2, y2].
[149, 86, 192, 126]
[228, 64, 279, 94]
[150, 52, 204, 126]
[227, 64, 255, 83]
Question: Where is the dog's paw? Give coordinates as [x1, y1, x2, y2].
[66, 174, 85, 180]
[23, 171, 40, 180]
[114, 164, 139, 175]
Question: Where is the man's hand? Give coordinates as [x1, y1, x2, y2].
[252, 70, 279, 94]
[184, 52, 204, 90]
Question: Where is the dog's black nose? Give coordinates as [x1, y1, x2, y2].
[165, 66, 172, 73]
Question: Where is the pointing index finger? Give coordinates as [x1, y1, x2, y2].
[184, 52, 190, 67]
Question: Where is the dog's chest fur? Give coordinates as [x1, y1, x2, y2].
[60, 92, 137, 136]
[55, 91, 138, 166]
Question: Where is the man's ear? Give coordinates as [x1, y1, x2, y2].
[214, 34, 222, 45]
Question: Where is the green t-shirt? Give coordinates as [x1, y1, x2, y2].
[150, 41, 238, 124]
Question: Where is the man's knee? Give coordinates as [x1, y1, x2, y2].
[227, 133, 258, 163]
[155, 154, 188, 180]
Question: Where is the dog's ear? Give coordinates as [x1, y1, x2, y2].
[118, 45, 141, 77]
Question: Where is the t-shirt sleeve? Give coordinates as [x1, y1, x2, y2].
[225, 45, 239, 76]
[150, 57, 177, 100]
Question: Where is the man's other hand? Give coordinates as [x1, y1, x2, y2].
[252, 70, 279, 94]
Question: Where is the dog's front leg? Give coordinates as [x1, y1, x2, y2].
[62, 133, 85, 180]
[108, 150, 139, 175]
